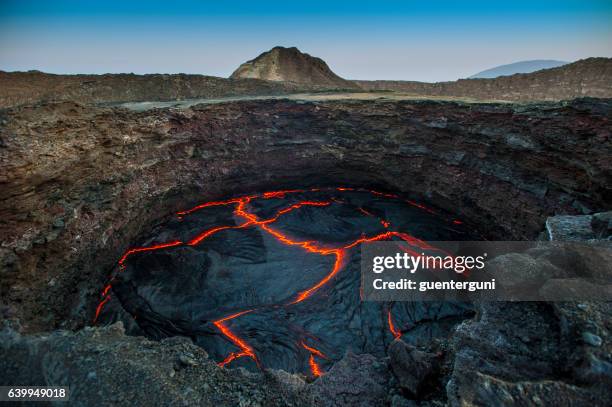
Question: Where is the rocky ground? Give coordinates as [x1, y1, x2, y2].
[2, 229, 611, 406]
[0, 97, 611, 405]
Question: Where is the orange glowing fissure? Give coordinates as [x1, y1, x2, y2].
[388, 310, 402, 340]
[302, 342, 328, 359]
[93, 295, 111, 323]
[213, 310, 258, 367]
[94, 187, 456, 374]
[302, 342, 327, 377]
[309, 354, 323, 377]
[118, 240, 183, 266]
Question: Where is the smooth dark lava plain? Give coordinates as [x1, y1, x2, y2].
[94, 187, 475, 377]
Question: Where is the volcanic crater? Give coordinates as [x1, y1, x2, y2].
[1, 97, 610, 405]
[2, 97, 609, 336]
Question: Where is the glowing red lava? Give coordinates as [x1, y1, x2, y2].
[213, 310, 258, 367]
[387, 310, 402, 340]
[176, 196, 253, 217]
[95, 187, 458, 376]
[302, 342, 327, 377]
[188, 224, 250, 246]
[406, 200, 437, 215]
[308, 354, 323, 377]
[302, 342, 328, 359]
[118, 240, 183, 266]
[93, 295, 111, 324]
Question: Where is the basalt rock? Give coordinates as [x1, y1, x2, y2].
[446, 301, 612, 406]
[444, 214, 611, 405]
[592, 212, 612, 239]
[311, 352, 390, 407]
[0, 322, 313, 406]
[388, 339, 439, 397]
[545, 211, 612, 241]
[545, 215, 596, 241]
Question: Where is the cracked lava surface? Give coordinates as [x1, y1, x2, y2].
[94, 187, 474, 378]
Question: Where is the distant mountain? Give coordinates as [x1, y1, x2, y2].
[469, 60, 569, 79]
[230, 46, 357, 89]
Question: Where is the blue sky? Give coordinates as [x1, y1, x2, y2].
[1, 0, 610, 81]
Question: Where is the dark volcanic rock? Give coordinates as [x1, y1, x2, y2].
[592, 212, 612, 239]
[487, 252, 560, 289]
[311, 352, 390, 407]
[448, 372, 600, 406]
[446, 300, 612, 406]
[539, 278, 612, 301]
[0, 322, 313, 406]
[546, 215, 595, 241]
[485, 239, 612, 301]
[449, 302, 564, 383]
[388, 339, 439, 397]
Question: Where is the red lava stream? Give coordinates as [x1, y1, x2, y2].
[94, 187, 456, 377]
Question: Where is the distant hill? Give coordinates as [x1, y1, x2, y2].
[354, 58, 612, 101]
[469, 60, 569, 79]
[230, 46, 357, 89]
